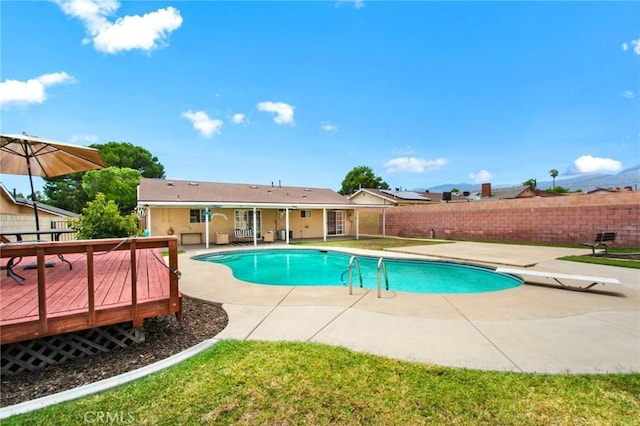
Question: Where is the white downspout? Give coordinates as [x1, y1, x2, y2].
[355, 208, 360, 240]
[285, 208, 290, 244]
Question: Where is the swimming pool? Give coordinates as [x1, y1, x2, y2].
[194, 249, 522, 294]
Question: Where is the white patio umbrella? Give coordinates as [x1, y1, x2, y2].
[0, 133, 105, 230]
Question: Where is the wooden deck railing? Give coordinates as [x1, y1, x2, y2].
[0, 236, 181, 345]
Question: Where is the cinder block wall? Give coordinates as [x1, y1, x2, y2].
[359, 192, 639, 247]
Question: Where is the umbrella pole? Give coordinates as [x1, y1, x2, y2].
[25, 153, 41, 231]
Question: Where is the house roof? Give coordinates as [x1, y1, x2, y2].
[586, 187, 632, 194]
[350, 188, 434, 203]
[379, 189, 432, 201]
[481, 186, 534, 200]
[138, 178, 365, 208]
[0, 182, 78, 217]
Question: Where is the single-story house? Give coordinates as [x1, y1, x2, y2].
[0, 182, 77, 232]
[349, 188, 437, 205]
[137, 178, 388, 246]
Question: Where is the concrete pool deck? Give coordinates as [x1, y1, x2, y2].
[179, 241, 640, 374]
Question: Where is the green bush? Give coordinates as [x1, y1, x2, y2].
[69, 193, 140, 239]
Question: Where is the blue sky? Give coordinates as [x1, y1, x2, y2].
[1, 0, 639, 195]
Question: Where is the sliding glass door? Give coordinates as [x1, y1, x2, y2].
[327, 210, 345, 236]
[234, 210, 262, 236]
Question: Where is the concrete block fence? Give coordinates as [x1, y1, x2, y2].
[358, 192, 639, 247]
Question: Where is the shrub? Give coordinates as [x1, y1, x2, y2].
[70, 193, 140, 239]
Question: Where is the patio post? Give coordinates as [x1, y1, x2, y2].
[253, 207, 257, 246]
[382, 207, 386, 237]
[323, 208, 327, 242]
[205, 208, 210, 249]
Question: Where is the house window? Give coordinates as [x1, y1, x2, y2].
[189, 209, 206, 223]
[301, 210, 312, 218]
[234, 210, 262, 236]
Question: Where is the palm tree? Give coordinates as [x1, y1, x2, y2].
[549, 169, 559, 189]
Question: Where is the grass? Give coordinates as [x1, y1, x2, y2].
[560, 255, 640, 269]
[161, 249, 186, 256]
[6, 341, 640, 425]
[558, 247, 640, 269]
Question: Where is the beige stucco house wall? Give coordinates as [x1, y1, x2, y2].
[0, 184, 77, 235]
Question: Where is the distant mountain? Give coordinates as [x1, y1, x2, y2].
[425, 165, 640, 193]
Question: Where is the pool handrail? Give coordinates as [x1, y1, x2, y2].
[377, 257, 389, 298]
[348, 256, 363, 295]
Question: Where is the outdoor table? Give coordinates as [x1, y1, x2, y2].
[0, 228, 76, 242]
[0, 229, 75, 285]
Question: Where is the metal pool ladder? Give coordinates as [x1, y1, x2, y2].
[348, 256, 363, 295]
[377, 258, 389, 298]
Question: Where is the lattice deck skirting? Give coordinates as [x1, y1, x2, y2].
[1, 323, 145, 375]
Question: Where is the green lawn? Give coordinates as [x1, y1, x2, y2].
[6, 341, 639, 425]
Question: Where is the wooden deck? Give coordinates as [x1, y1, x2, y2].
[0, 237, 181, 345]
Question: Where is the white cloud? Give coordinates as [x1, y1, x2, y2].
[622, 90, 637, 98]
[321, 123, 338, 132]
[622, 39, 640, 55]
[468, 170, 493, 184]
[256, 101, 295, 125]
[70, 134, 99, 144]
[231, 113, 247, 125]
[392, 146, 415, 156]
[384, 157, 448, 173]
[181, 110, 223, 137]
[55, 0, 182, 54]
[571, 155, 623, 174]
[0, 72, 75, 108]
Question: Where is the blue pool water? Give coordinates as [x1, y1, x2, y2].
[193, 249, 522, 294]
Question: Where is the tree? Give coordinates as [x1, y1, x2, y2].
[338, 166, 389, 195]
[42, 174, 89, 213]
[43, 142, 165, 213]
[549, 169, 559, 189]
[91, 142, 165, 178]
[82, 167, 141, 214]
[523, 178, 537, 190]
[69, 193, 140, 239]
[547, 185, 569, 194]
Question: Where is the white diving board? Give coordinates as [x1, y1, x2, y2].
[495, 267, 622, 292]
